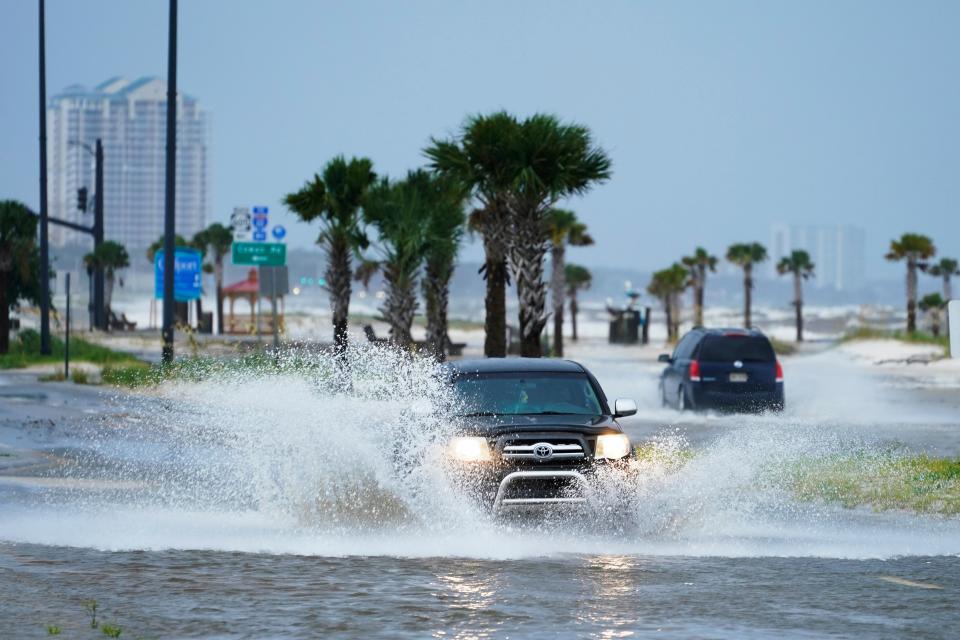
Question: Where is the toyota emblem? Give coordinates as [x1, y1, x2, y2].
[733, 360, 743, 368]
[533, 443, 554, 460]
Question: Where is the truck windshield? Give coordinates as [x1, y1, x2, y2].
[453, 372, 604, 416]
[699, 336, 775, 362]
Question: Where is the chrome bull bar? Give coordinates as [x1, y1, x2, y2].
[492, 470, 591, 511]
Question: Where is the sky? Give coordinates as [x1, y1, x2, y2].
[2, 0, 958, 279]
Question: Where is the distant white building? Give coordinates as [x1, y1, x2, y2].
[47, 77, 210, 251]
[770, 224, 866, 291]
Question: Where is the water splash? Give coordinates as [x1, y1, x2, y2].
[2, 343, 959, 559]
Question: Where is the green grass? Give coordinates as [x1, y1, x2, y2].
[0, 329, 142, 370]
[71, 369, 91, 384]
[841, 326, 948, 349]
[101, 350, 321, 389]
[792, 454, 960, 515]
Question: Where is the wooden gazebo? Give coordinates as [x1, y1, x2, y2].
[223, 268, 285, 334]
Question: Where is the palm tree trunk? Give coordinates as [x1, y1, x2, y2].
[382, 265, 416, 351]
[569, 294, 579, 342]
[105, 273, 115, 320]
[694, 280, 704, 326]
[551, 244, 565, 357]
[944, 276, 952, 303]
[672, 291, 682, 340]
[214, 257, 224, 335]
[424, 265, 450, 361]
[743, 264, 753, 329]
[511, 214, 548, 358]
[481, 231, 508, 358]
[326, 234, 352, 356]
[906, 259, 917, 332]
[793, 272, 803, 342]
[663, 299, 673, 342]
[0, 269, 8, 354]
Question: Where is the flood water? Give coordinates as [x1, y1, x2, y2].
[1, 344, 959, 638]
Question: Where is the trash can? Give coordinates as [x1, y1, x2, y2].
[608, 310, 640, 344]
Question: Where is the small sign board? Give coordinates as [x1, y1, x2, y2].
[259, 265, 290, 297]
[949, 300, 958, 358]
[232, 241, 286, 266]
[230, 207, 252, 241]
[154, 248, 202, 301]
[271, 225, 286, 241]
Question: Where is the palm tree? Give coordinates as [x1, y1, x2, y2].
[928, 257, 959, 301]
[647, 263, 689, 342]
[200, 223, 234, 335]
[565, 263, 592, 342]
[919, 293, 946, 337]
[507, 114, 612, 357]
[421, 175, 467, 361]
[0, 200, 41, 354]
[885, 233, 936, 332]
[425, 112, 521, 358]
[284, 156, 376, 355]
[776, 250, 815, 342]
[361, 171, 432, 350]
[681, 247, 717, 327]
[547, 209, 593, 357]
[726, 242, 768, 329]
[84, 241, 129, 323]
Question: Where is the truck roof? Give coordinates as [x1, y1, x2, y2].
[447, 358, 587, 374]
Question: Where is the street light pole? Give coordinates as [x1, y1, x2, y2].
[38, 0, 51, 355]
[67, 138, 106, 330]
[94, 139, 105, 330]
[161, 0, 178, 364]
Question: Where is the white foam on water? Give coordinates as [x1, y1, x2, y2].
[2, 343, 959, 560]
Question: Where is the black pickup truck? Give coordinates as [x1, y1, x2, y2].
[441, 358, 637, 512]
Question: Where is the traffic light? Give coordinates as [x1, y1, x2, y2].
[77, 187, 88, 212]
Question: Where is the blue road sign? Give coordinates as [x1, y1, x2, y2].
[252, 216, 269, 229]
[252, 206, 269, 214]
[271, 225, 286, 240]
[154, 248, 202, 301]
[253, 230, 267, 241]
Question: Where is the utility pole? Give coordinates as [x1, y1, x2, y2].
[94, 139, 105, 330]
[38, 0, 51, 355]
[161, 0, 178, 364]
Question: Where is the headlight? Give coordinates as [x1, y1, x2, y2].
[449, 436, 492, 462]
[595, 433, 631, 460]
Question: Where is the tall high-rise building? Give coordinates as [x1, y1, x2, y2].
[770, 224, 866, 291]
[47, 76, 210, 251]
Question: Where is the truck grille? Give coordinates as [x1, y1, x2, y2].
[499, 437, 586, 463]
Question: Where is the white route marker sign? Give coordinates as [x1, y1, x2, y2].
[231, 207, 252, 241]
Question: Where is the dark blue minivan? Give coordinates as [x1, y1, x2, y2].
[658, 328, 784, 412]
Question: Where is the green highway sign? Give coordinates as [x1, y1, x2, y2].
[232, 241, 287, 266]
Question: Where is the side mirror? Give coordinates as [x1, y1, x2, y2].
[657, 354, 672, 363]
[613, 398, 638, 418]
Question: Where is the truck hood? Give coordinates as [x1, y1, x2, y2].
[457, 413, 622, 436]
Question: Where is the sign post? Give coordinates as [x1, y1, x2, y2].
[259, 265, 289, 349]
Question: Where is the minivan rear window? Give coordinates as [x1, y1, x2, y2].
[698, 336, 775, 362]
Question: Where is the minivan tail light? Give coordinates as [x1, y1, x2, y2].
[775, 361, 784, 383]
[689, 360, 701, 382]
